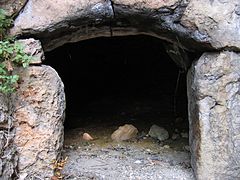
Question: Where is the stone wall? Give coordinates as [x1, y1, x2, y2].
[0, 0, 240, 179]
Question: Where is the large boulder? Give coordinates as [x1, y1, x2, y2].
[11, 0, 114, 51]
[181, 0, 240, 50]
[9, 0, 240, 52]
[0, 38, 46, 180]
[3, 0, 230, 52]
[12, 65, 65, 179]
[187, 51, 240, 180]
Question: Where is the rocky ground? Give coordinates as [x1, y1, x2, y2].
[59, 89, 192, 180]
[61, 123, 194, 180]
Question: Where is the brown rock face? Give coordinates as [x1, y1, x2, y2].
[13, 65, 65, 179]
[111, 124, 138, 142]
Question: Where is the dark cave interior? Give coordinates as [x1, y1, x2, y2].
[44, 35, 188, 135]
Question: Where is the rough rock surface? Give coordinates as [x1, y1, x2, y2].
[111, 124, 138, 141]
[11, 0, 114, 51]
[17, 38, 45, 64]
[0, 94, 17, 180]
[12, 65, 65, 179]
[0, 0, 27, 17]
[9, 0, 240, 51]
[181, 0, 240, 50]
[0, 38, 45, 179]
[187, 51, 240, 180]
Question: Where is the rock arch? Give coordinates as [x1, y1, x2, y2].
[0, 0, 240, 179]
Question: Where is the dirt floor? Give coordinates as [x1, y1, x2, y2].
[62, 118, 194, 180]
[60, 81, 192, 180]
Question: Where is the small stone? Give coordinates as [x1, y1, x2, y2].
[180, 132, 189, 138]
[171, 133, 180, 140]
[184, 145, 190, 151]
[82, 133, 94, 141]
[111, 124, 138, 142]
[146, 149, 151, 152]
[148, 124, 169, 141]
[51, 176, 59, 180]
[163, 145, 170, 149]
[134, 160, 142, 164]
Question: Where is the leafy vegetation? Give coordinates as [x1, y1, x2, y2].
[0, 9, 31, 93]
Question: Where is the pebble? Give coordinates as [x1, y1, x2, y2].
[180, 132, 189, 138]
[163, 145, 170, 149]
[184, 145, 190, 151]
[134, 160, 142, 164]
[83, 132, 94, 141]
[171, 133, 180, 140]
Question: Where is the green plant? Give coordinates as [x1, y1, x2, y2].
[0, 9, 12, 40]
[0, 9, 31, 94]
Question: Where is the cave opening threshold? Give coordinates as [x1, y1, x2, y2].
[44, 35, 194, 179]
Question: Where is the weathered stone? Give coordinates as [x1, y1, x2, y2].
[12, 65, 65, 179]
[187, 51, 240, 180]
[0, 0, 27, 17]
[11, 0, 114, 51]
[181, 0, 240, 50]
[111, 124, 138, 142]
[0, 94, 17, 180]
[10, 0, 210, 52]
[148, 124, 169, 141]
[10, 0, 240, 51]
[17, 38, 45, 64]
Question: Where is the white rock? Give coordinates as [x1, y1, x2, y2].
[134, 160, 142, 164]
[111, 124, 138, 142]
[148, 125, 169, 141]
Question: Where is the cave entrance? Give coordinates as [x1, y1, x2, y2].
[44, 35, 193, 179]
